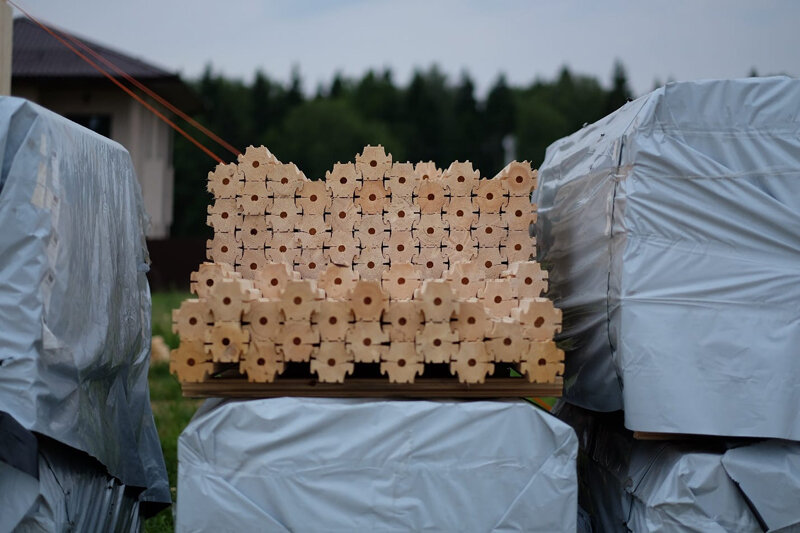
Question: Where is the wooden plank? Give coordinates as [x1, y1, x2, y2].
[182, 377, 563, 398]
[632, 432, 708, 441]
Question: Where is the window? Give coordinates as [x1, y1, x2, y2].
[66, 114, 112, 138]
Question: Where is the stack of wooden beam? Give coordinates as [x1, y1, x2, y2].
[170, 145, 563, 393]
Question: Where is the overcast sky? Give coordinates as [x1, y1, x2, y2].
[13, 0, 800, 97]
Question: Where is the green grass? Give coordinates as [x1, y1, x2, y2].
[145, 291, 200, 532]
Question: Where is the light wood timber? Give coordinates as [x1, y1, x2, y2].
[513, 298, 563, 341]
[206, 234, 241, 266]
[267, 162, 304, 197]
[276, 320, 319, 362]
[238, 180, 271, 215]
[414, 279, 457, 322]
[474, 179, 508, 213]
[206, 277, 258, 322]
[416, 179, 447, 214]
[170, 340, 212, 383]
[268, 197, 300, 233]
[501, 231, 536, 263]
[416, 321, 458, 364]
[346, 320, 388, 363]
[355, 180, 388, 215]
[518, 340, 564, 383]
[452, 299, 490, 341]
[296, 179, 331, 214]
[385, 231, 417, 263]
[383, 300, 423, 342]
[412, 247, 448, 279]
[238, 145, 278, 181]
[240, 340, 284, 383]
[445, 261, 486, 299]
[314, 299, 353, 341]
[207, 162, 243, 199]
[496, 161, 537, 197]
[172, 299, 212, 341]
[323, 230, 360, 265]
[441, 161, 479, 197]
[237, 215, 269, 249]
[310, 341, 354, 383]
[244, 299, 282, 341]
[317, 264, 360, 299]
[355, 145, 392, 181]
[450, 341, 494, 384]
[381, 263, 421, 300]
[385, 162, 418, 198]
[443, 196, 477, 230]
[190, 262, 236, 298]
[280, 280, 324, 321]
[380, 341, 424, 383]
[486, 318, 528, 363]
[328, 197, 361, 231]
[206, 321, 249, 363]
[325, 162, 360, 198]
[475, 246, 506, 278]
[383, 200, 420, 232]
[413, 213, 448, 247]
[349, 281, 388, 321]
[502, 261, 549, 298]
[207, 198, 241, 233]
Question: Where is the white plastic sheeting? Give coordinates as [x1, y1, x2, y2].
[557, 403, 800, 532]
[177, 398, 578, 532]
[0, 438, 143, 533]
[535, 77, 800, 439]
[0, 97, 169, 509]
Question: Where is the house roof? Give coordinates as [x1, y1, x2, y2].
[12, 18, 178, 79]
[11, 18, 201, 111]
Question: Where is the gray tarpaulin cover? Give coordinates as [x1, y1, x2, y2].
[0, 97, 170, 511]
[557, 403, 800, 532]
[177, 398, 578, 532]
[535, 77, 800, 439]
[0, 438, 143, 532]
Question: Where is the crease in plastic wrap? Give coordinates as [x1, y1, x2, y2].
[0, 437, 143, 533]
[0, 97, 169, 510]
[177, 398, 578, 532]
[535, 77, 800, 439]
[556, 402, 800, 532]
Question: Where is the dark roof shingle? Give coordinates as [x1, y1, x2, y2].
[12, 18, 176, 79]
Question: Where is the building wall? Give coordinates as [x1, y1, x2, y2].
[10, 82, 174, 238]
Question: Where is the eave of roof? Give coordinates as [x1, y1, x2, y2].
[11, 17, 202, 112]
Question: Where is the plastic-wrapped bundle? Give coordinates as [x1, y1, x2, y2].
[536, 77, 800, 439]
[556, 402, 800, 532]
[0, 97, 169, 520]
[177, 398, 578, 532]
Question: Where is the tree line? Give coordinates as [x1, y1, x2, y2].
[172, 62, 632, 237]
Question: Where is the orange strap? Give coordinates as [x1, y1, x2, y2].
[9, 0, 225, 164]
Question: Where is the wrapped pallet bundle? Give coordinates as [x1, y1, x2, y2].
[536, 77, 800, 439]
[177, 398, 578, 532]
[556, 403, 800, 532]
[0, 97, 170, 528]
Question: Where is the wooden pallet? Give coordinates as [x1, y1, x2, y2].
[170, 145, 564, 395]
[182, 377, 563, 399]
